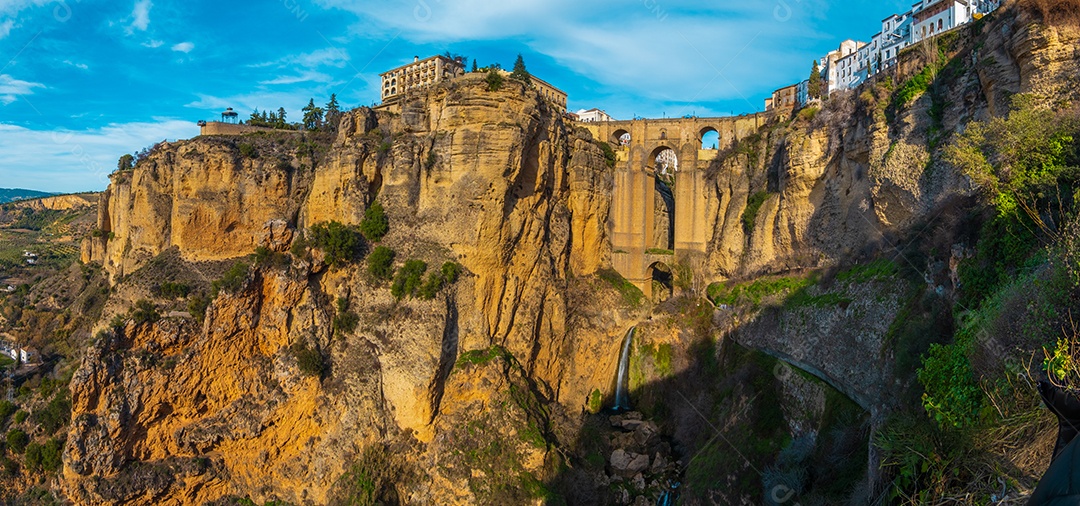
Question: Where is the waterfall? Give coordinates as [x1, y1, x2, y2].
[613, 327, 635, 411]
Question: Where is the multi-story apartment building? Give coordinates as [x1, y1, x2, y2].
[880, 12, 914, 69]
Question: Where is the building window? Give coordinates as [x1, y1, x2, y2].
[938, 19, 943, 30]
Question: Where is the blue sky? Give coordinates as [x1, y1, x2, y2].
[0, 0, 912, 193]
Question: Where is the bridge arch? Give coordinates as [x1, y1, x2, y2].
[650, 146, 678, 176]
[611, 129, 631, 146]
[700, 127, 719, 150]
[649, 261, 674, 302]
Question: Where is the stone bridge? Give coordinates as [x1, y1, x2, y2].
[579, 113, 771, 299]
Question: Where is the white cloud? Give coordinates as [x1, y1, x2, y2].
[171, 41, 194, 53]
[128, 0, 152, 33]
[252, 47, 350, 69]
[62, 60, 89, 71]
[259, 70, 333, 86]
[0, 74, 43, 105]
[142, 39, 164, 48]
[314, 1, 827, 108]
[0, 19, 13, 39]
[0, 119, 199, 193]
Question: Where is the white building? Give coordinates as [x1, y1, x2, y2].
[576, 108, 614, 123]
[911, 0, 977, 43]
[827, 40, 865, 94]
[880, 12, 914, 70]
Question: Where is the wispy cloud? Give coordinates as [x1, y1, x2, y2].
[142, 39, 164, 48]
[251, 47, 350, 69]
[259, 70, 333, 85]
[171, 41, 194, 53]
[62, 60, 89, 71]
[0, 74, 44, 105]
[127, 0, 152, 33]
[0, 119, 199, 193]
[0, 19, 13, 39]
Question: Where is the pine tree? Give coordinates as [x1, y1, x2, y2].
[324, 94, 341, 131]
[249, 109, 261, 125]
[471, 60, 478, 73]
[277, 107, 288, 128]
[509, 54, 531, 85]
[808, 60, 823, 99]
[302, 99, 324, 131]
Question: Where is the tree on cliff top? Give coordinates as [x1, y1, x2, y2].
[510, 54, 531, 85]
[485, 68, 504, 92]
[117, 154, 134, 172]
[808, 60, 822, 99]
[302, 99, 324, 131]
[325, 94, 341, 131]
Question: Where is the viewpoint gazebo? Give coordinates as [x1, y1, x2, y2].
[220, 108, 239, 124]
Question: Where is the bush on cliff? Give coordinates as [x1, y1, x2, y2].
[211, 262, 250, 298]
[485, 68, 504, 92]
[391, 260, 427, 300]
[418, 261, 463, 300]
[359, 202, 389, 243]
[367, 246, 395, 280]
[310, 221, 362, 267]
[291, 341, 326, 378]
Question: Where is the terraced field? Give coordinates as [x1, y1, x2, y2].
[0, 201, 97, 284]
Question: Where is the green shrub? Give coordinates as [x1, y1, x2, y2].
[333, 297, 360, 335]
[391, 260, 427, 300]
[485, 69, 504, 91]
[6, 429, 28, 453]
[310, 221, 362, 267]
[598, 269, 644, 307]
[13, 411, 27, 424]
[238, 142, 258, 158]
[797, 106, 820, 122]
[0, 400, 16, 424]
[359, 202, 389, 243]
[291, 341, 326, 378]
[742, 191, 771, 234]
[33, 392, 71, 434]
[836, 258, 899, 283]
[367, 246, 395, 280]
[597, 142, 616, 168]
[893, 64, 937, 109]
[188, 294, 210, 321]
[416, 261, 463, 300]
[441, 261, 462, 284]
[587, 389, 603, 414]
[131, 299, 160, 325]
[253, 246, 290, 268]
[212, 262, 250, 297]
[157, 282, 190, 299]
[377, 142, 392, 155]
[24, 438, 62, 473]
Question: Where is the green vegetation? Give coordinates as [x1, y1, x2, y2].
[157, 281, 190, 299]
[418, 261, 464, 300]
[893, 63, 938, 109]
[310, 221, 362, 267]
[33, 391, 71, 434]
[253, 246, 290, 269]
[597, 268, 644, 307]
[10, 208, 63, 231]
[359, 202, 389, 243]
[0, 400, 16, 425]
[13, 411, 27, 424]
[291, 341, 326, 378]
[211, 261, 250, 297]
[23, 438, 63, 473]
[485, 68, 504, 92]
[391, 260, 427, 300]
[509, 54, 531, 85]
[131, 299, 160, 325]
[797, 106, 820, 122]
[645, 248, 674, 255]
[333, 297, 359, 335]
[836, 258, 899, 283]
[807, 60, 822, 99]
[6, 429, 28, 453]
[586, 389, 603, 414]
[742, 191, 770, 234]
[597, 141, 616, 169]
[708, 275, 812, 308]
[188, 294, 210, 321]
[456, 346, 511, 369]
[330, 444, 417, 506]
[238, 142, 258, 159]
[367, 246, 395, 280]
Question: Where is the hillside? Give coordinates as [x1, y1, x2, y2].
[0, 188, 55, 204]
[0, 2, 1076, 505]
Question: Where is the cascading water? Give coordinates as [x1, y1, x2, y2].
[613, 327, 635, 411]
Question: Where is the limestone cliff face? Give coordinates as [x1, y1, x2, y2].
[704, 7, 1080, 278]
[70, 74, 627, 504]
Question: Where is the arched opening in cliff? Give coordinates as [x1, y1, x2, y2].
[649, 261, 673, 302]
[700, 127, 719, 150]
[650, 147, 677, 251]
[612, 130, 631, 147]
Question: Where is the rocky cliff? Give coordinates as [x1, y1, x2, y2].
[57, 4, 1080, 505]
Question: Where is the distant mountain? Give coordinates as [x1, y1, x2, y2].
[0, 188, 55, 204]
